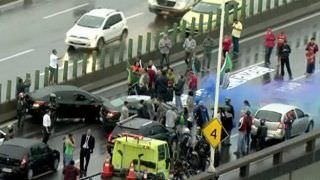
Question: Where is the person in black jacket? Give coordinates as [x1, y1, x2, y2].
[279, 40, 293, 80]
[174, 75, 185, 111]
[155, 70, 168, 102]
[80, 129, 95, 177]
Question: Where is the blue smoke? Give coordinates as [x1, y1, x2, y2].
[197, 72, 320, 126]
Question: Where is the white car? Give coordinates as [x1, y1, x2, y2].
[65, 9, 128, 50]
[251, 103, 314, 140]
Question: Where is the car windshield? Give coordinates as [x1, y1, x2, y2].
[192, 2, 220, 14]
[0, 145, 27, 159]
[255, 110, 282, 122]
[77, 15, 105, 28]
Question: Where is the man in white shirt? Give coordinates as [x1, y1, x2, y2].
[159, 33, 172, 69]
[49, 49, 62, 85]
[119, 101, 129, 120]
[165, 109, 177, 130]
[231, 18, 243, 56]
[183, 35, 197, 66]
[42, 110, 52, 144]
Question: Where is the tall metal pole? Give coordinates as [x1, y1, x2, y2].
[207, 0, 225, 173]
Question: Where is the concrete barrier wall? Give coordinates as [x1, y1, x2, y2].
[1, 0, 320, 123]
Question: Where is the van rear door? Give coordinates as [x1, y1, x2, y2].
[156, 144, 169, 179]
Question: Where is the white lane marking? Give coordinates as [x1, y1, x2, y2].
[43, 3, 89, 19]
[127, 12, 144, 20]
[0, 49, 35, 63]
[242, 10, 320, 42]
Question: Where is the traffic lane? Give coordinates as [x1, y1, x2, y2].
[0, 0, 166, 89]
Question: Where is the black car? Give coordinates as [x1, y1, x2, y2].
[107, 117, 177, 154]
[26, 85, 120, 123]
[0, 138, 60, 180]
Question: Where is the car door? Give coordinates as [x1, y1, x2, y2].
[55, 91, 74, 119]
[293, 108, 308, 135]
[29, 144, 47, 174]
[157, 144, 167, 177]
[73, 92, 91, 119]
[102, 14, 121, 42]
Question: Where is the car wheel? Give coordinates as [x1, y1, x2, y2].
[120, 29, 128, 41]
[306, 121, 314, 133]
[97, 38, 104, 51]
[27, 168, 33, 180]
[52, 158, 59, 171]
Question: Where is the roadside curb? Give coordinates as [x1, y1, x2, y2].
[0, 0, 23, 13]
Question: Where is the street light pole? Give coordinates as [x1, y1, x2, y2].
[207, 0, 225, 173]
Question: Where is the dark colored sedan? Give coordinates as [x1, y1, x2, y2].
[26, 85, 120, 123]
[107, 117, 177, 155]
[0, 138, 60, 180]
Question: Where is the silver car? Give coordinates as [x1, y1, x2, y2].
[251, 103, 314, 140]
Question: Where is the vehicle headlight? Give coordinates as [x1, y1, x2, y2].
[148, 0, 157, 5]
[176, 1, 187, 9]
[106, 112, 115, 118]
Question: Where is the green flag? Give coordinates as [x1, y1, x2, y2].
[220, 53, 233, 88]
[220, 53, 233, 76]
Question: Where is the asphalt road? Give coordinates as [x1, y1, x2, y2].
[2, 10, 319, 179]
[0, 0, 289, 102]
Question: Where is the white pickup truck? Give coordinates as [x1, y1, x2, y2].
[148, 0, 200, 17]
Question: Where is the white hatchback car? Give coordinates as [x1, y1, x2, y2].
[65, 8, 128, 50]
[251, 103, 314, 140]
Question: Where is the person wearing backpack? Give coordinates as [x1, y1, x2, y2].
[234, 111, 252, 157]
[256, 119, 268, 150]
[244, 111, 253, 154]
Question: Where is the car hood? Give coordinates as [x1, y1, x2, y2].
[67, 24, 101, 39]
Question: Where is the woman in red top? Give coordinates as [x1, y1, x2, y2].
[223, 35, 232, 57]
[131, 61, 141, 72]
[306, 48, 316, 77]
[264, 28, 275, 66]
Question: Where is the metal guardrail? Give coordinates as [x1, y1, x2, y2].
[191, 129, 320, 180]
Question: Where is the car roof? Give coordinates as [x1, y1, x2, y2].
[86, 8, 116, 18]
[4, 138, 41, 149]
[121, 118, 159, 130]
[259, 103, 297, 114]
[30, 85, 86, 99]
[115, 136, 167, 148]
[125, 95, 151, 102]
[201, 0, 241, 4]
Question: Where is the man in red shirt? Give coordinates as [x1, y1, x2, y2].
[188, 71, 198, 93]
[277, 31, 287, 64]
[264, 28, 275, 67]
[147, 65, 156, 91]
[306, 48, 316, 77]
[63, 160, 80, 180]
[223, 35, 232, 58]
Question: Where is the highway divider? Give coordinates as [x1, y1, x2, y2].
[1, 0, 320, 123]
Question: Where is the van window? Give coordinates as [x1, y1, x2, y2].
[158, 144, 165, 161]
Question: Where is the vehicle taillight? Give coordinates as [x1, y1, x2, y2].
[107, 133, 113, 143]
[20, 155, 28, 168]
[32, 101, 45, 108]
[278, 122, 284, 129]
